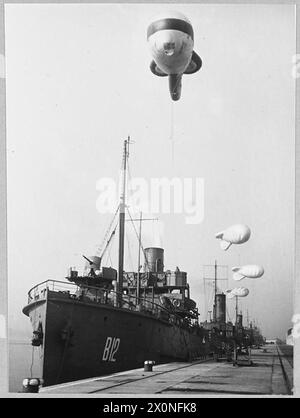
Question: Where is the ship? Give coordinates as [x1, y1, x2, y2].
[200, 262, 265, 359]
[22, 138, 210, 387]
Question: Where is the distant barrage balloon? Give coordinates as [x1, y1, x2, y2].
[226, 287, 250, 298]
[232, 265, 264, 281]
[215, 224, 251, 251]
[225, 289, 234, 298]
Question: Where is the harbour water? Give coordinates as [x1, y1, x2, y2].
[9, 341, 40, 392]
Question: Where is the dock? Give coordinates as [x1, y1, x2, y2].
[40, 344, 293, 396]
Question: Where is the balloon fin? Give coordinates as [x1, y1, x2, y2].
[150, 60, 168, 77]
[220, 240, 232, 251]
[184, 51, 202, 74]
[233, 272, 245, 281]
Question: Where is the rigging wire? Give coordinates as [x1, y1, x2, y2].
[30, 347, 35, 378]
[105, 222, 118, 265]
[107, 236, 114, 267]
[126, 157, 157, 272]
[103, 236, 113, 267]
[126, 207, 151, 271]
[126, 233, 134, 271]
[208, 288, 214, 321]
[95, 205, 119, 257]
[151, 218, 155, 244]
[169, 101, 175, 165]
[127, 157, 137, 215]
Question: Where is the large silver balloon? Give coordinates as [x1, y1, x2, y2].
[215, 224, 251, 251]
[232, 265, 264, 281]
[226, 287, 250, 298]
[147, 11, 202, 101]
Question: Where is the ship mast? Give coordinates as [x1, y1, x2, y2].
[117, 137, 129, 307]
[137, 211, 142, 303]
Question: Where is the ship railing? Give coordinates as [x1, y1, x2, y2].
[27, 280, 81, 304]
[77, 286, 193, 326]
[106, 291, 192, 327]
[27, 280, 193, 327]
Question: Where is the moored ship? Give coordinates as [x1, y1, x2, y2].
[200, 263, 265, 358]
[23, 138, 210, 387]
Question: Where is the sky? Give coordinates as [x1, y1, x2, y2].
[5, 3, 295, 341]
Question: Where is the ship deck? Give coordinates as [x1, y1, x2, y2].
[40, 344, 293, 396]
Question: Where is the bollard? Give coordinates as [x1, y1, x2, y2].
[144, 360, 155, 372]
[22, 378, 43, 393]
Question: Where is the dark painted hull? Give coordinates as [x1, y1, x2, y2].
[24, 290, 210, 386]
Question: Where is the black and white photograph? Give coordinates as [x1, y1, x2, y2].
[0, 1, 299, 399]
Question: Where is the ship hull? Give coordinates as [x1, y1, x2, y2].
[24, 290, 209, 386]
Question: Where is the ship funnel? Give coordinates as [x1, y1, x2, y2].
[215, 293, 226, 323]
[237, 313, 243, 327]
[144, 248, 164, 273]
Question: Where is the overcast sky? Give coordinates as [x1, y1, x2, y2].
[5, 3, 295, 340]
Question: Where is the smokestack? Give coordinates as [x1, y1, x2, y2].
[215, 293, 226, 323]
[144, 248, 164, 273]
[236, 314, 243, 327]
